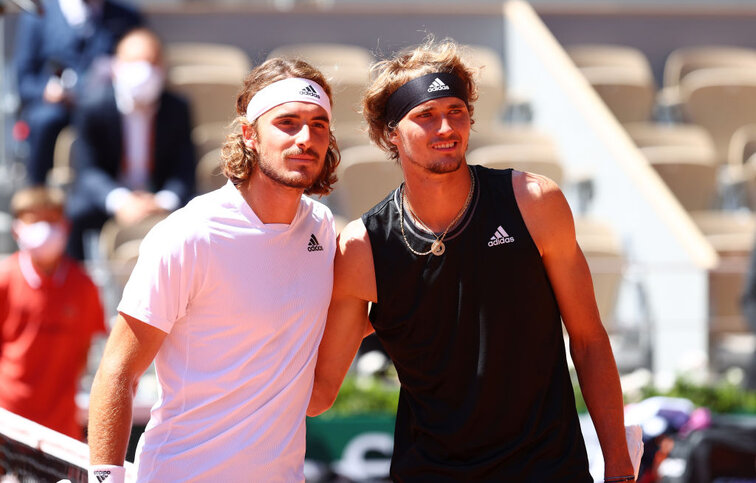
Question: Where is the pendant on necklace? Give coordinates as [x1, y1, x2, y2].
[430, 240, 445, 256]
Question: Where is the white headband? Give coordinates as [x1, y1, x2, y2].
[245, 77, 332, 123]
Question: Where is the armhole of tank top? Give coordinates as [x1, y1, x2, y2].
[361, 190, 397, 319]
[502, 168, 542, 258]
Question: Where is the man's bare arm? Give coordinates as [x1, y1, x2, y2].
[515, 171, 634, 479]
[308, 219, 376, 417]
[88, 313, 166, 465]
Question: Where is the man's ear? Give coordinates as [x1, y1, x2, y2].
[241, 124, 257, 150]
[387, 127, 399, 147]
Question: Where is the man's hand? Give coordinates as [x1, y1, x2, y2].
[115, 191, 166, 226]
[43, 78, 67, 104]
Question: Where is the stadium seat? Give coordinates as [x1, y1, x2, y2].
[168, 68, 242, 127]
[643, 148, 718, 211]
[659, 46, 756, 118]
[195, 148, 226, 195]
[98, 214, 168, 291]
[691, 210, 756, 367]
[268, 43, 373, 71]
[467, 143, 563, 185]
[466, 126, 563, 184]
[568, 44, 654, 73]
[722, 124, 756, 209]
[461, 45, 507, 131]
[467, 124, 556, 152]
[334, 124, 372, 150]
[192, 122, 230, 160]
[679, 68, 756, 165]
[624, 122, 716, 154]
[728, 123, 756, 169]
[98, 213, 168, 262]
[567, 44, 656, 123]
[165, 42, 251, 80]
[574, 216, 625, 327]
[328, 144, 403, 220]
[663, 45, 756, 90]
[581, 67, 656, 124]
[625, 123, 723, 210]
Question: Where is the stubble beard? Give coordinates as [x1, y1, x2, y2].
[256, 146, 324, 190]
[425, 156, 465, 174]
[405, 145, 467, 175]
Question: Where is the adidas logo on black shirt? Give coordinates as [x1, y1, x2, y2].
[488, 225, 515, 246]
[308, 234, 324, 252]
[299, 85, 321, 98]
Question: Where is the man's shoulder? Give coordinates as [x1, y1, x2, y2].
[141, 197, 218, 250]
[510, 169, 563, 206]
[339, 218, 372, 259]
[302, 195, 334, 224]
[362, 188, 397, 223]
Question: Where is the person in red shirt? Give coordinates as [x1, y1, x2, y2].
[0, 186, 105, 440]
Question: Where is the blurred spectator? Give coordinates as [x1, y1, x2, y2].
[13, 0, 142, 185]
[66, 27, 196, 260]
[741, 242, 756, 390]
[0, 186, 105, 440]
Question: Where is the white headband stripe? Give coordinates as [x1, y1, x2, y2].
[245, 77, 332, 122]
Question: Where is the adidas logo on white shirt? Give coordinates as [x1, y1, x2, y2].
[488, 225, 515, 247]
[299, 85, 321, 98]
[427, 78, 450, 92]
[308, 234, 324, 252]
[93, 470, 111, 483]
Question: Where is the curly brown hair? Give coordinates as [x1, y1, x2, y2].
[220, 58, 340, 196]
[362, 38, 479, 161]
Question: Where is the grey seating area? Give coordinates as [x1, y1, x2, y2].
[567, 44, 656, 124]
[563, 40, 756, 366]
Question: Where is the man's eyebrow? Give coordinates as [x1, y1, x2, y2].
[272, 112, 300, 120]
[412, 105, 435, 114]
[272, 112, 330, 123]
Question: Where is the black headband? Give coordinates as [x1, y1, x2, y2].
[384, 72, 468, 126]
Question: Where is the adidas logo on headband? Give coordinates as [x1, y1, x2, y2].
[427, 78, 450, 93]
[299, 85, 321, 99]
[246, 77, 331, 122]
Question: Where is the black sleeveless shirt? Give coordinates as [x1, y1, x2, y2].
[362, 166, 591, 482]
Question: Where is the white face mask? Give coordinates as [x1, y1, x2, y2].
[13, 220, 68, 264]
[113, 60, 164, 108]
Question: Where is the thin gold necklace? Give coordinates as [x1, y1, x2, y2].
[399, 166, 475, 257]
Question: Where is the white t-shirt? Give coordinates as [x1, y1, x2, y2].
[118, 181, 336, 482]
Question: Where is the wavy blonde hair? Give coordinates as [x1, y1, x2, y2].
[220, 58, 340, 196]
[362, 38, 479, 161]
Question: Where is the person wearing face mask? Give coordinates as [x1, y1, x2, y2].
[13, 0, 143, 185]
[0, 186, 105, 440]
[66, 27, 196, 260]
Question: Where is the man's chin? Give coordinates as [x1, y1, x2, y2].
[427, 156, 465, 174]
[268, 171, 318, 191]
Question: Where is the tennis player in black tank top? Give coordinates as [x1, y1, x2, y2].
[309, 39, 637, 483]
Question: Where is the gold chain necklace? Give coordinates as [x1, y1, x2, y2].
[399, 166, 475, 257]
